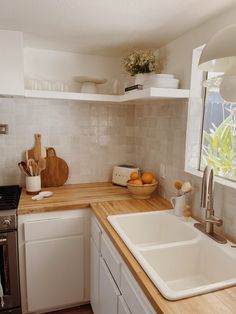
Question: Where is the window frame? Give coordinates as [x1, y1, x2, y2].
[184, 46, 236, 190]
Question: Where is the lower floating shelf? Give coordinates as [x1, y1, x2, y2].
[121, 87, 190, 101]
[24, 89, 120, 102]
[24, 87, 190, 103]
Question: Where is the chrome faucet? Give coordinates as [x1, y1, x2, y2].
[194, 165, 227, 244]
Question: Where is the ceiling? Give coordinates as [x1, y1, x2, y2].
[0, 0, 235, 57]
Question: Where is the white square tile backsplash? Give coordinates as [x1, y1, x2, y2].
[133, 100, 236, 239]
[0, 98, 135, 186]
[0, 97, 235, 239]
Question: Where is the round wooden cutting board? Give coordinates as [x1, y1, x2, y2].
[41, 147, 69, 187]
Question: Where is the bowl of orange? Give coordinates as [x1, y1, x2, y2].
[127, 172, 158, 199]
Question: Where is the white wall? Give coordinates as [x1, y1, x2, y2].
[24, 48, 123, 93]
[159, 7, 236, 88]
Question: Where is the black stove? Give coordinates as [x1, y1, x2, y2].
[0, 185, 21, 211]
[0, 185, 21, 232]
[0, 185, 22, 314]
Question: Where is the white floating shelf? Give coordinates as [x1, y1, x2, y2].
[121, 87, 190, 102]
[24, 87, 190, 103]
[24, 89, 120, 102]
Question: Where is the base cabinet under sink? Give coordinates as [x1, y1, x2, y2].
[90, 216, 157, 314]
[118, 296, 131, 314]
[90, 238, 100, 314]
[99, 258, 120, 314]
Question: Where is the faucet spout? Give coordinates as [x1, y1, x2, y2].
[194, 165, 227, 244]
[200, 164, 214, 213]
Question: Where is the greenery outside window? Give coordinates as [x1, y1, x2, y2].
[200, 72, 236, 182]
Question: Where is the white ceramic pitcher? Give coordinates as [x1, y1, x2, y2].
[170, 194, 186, 216]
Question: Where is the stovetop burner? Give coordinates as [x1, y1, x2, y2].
[0, 185, 21, 210]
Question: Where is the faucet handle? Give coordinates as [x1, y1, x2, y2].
[205, 217, 223, 227]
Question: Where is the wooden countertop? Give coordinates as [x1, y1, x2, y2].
[18, 182, 236, 313]
[18, 182, 132, 214]
[91, 200, 236, 314]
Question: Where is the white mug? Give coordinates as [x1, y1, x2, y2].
[170, 194, 186, 216]
[26, 176, 41, 195]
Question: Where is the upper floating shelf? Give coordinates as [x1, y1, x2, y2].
[24, 87, 190, 103]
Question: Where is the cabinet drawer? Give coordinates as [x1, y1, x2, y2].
[121, 266, 155, 314]
[101, 233, 121, 287]
[91, 217, 101, 251]
[24, 216, 84, 241]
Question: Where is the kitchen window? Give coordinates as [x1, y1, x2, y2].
[185, 46, 236, 189]
[200, 72, 236, 182]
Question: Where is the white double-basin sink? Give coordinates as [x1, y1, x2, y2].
[107, 210, 236, 300]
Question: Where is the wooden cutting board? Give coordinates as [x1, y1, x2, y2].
[41, 147, 69, 187]
[27, 134, 47, 161]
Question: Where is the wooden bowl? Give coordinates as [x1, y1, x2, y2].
[127, 182, 158, 199]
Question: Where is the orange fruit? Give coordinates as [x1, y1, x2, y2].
[151, 178, 158, 184]
[142, 172, 154, 184]
[128, 179, 135, 184]
[130, 172, 139, 180]
[132, 179, 143, 185]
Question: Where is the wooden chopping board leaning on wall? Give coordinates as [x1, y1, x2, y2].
[26, 135, 69, 187]
[41, 147, 69, 187]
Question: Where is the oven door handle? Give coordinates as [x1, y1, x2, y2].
[0, 234, 10, 295]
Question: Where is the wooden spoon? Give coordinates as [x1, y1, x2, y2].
[37, 158, 46, 175]
[18, 162, 31, 176]
[28, 159, 38, 176]
[21, 161, 31, 176]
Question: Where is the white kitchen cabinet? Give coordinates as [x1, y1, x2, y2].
[99, 258, 120, 314]
[101, 233, 121, 286]
[18, 209, 91, 314]
[90, 238, 100, 314]
[118, 296, 131, 314]
[25, 235, 84, 312]
[121, 265, 155, 314]
[91, 215, 156, 314]
[0, 30, 24, 96]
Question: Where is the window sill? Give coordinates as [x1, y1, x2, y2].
[185, 167, 236, 190]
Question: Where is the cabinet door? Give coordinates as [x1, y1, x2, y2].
[118, 296, 131, 314]
[0, 30, 24, 96]
[25, 235, 84, 312]
[121, 266, 155, 314]
[99, 258, 120, 314]
[90, 238, 100, 314]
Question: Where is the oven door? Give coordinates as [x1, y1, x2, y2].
[0, 231, 21, 311]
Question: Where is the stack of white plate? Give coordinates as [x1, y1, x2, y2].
[143, 74, 179, 89]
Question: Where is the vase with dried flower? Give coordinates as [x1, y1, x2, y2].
[171, 181, 192, 216]
[122, 49, 159, 85]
